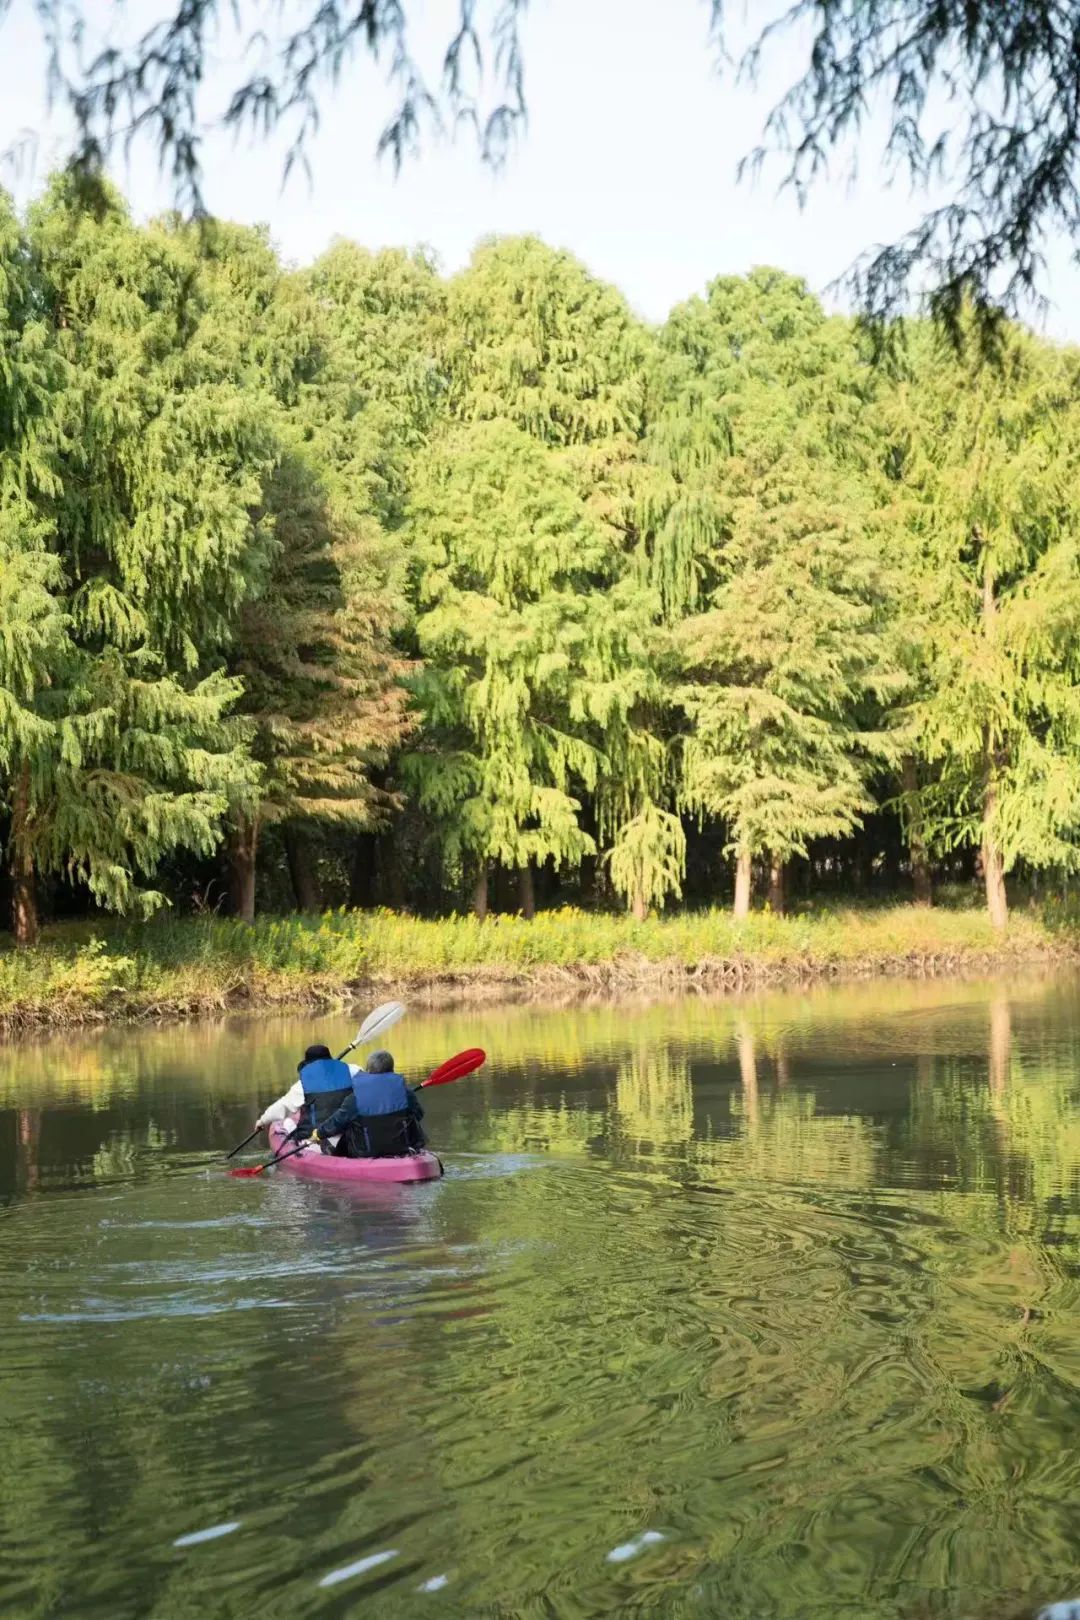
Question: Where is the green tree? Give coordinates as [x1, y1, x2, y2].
[425, 236, 682, 917]
[0, 191, 69, 946]
[5, 179, 274, 942]
[190, 227, 417, 919]
[662, 269, 899, 915]
[406, 417, 665, 917]
[884, 320, 1080, 928]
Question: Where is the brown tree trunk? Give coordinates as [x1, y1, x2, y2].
[733, 846, 752, 920]
[767, 857, 785, 915]
[473, 860, 489, 921]
[348, 831, 377, 909]
[518, 862, 536, 919]
[980, 550, 1008, 931]
[630, 885, 647, 923]
[228, 813, 258, 925]
[901, 757, 933, 906]
[283, 824, 321, 913]
[982, 820, 1008, 930]
[10, 759, 38, 948]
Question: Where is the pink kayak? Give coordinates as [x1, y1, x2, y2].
[267, 1123, 443, 1183]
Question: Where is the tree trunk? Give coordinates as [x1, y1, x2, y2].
[283, 824, 321, 913]
[630, 890, 648, 922]
[472, 860, 489, 921]
[980, 549, 1008, 931]
[767, 857, 785, 915]
[10, 759, 38, 948]
[901, 757, 933, 906]
[348, 831, 377, 909]
[733, 846, 752, 920]
[228, 813, 258, 925]
[518, 862, 536, 919]
[982, 823, 1008, 930]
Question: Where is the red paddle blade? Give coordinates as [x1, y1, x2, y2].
[420, 1048, 486, 1088]
[228, 1165, 267, 1177]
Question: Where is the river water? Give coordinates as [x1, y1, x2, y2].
[2, 975, 1080, 1619]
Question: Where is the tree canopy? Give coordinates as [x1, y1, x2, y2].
[1, 184, 1080, 936]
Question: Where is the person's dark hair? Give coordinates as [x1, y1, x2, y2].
[298, 1043, 333, 1073]
[366, 1050, 394, 1073]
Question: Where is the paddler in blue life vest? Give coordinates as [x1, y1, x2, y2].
[294, 1049, 426, 1159]
[255, 1044, 355, 1139]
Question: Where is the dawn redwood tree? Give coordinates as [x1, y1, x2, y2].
[662, 269, 900, 916]
[191, 226, 417, 919]
[7, 179, 273, 941]
[0, 191, 68, 946]
[406, 417, 665, 918]
[883, 319, 1080, 929]
[301, 242, 447, 537]
[434, 236, 683, 917]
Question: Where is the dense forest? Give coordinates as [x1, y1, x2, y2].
[2, 176, 1079, 944]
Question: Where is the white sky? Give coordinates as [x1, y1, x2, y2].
[2, 0, 1079, 334]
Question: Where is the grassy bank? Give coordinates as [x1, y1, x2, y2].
[0, 902, 1075, 1033]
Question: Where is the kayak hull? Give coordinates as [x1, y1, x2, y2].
[267, 1123, 442, 1183]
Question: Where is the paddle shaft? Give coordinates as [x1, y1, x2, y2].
[226, 1127, 261, 1161]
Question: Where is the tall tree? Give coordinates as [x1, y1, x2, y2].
[426, 235, 683, 917]
[0, 191, 68, 946]
[6, 179, 272, 941]
[884, 320, 1080, 928]
[406, 417, 664, 916]
[187, 226, 417, 919]
[662, 269, 899, 915]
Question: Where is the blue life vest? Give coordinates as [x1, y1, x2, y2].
[300, 1058, 353, 1127]
[350, 1069, 412, 1117]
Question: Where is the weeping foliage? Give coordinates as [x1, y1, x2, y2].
[2, 183, 276, 923]
[0, 191, 66, 771]
[202, 226, 416, 838]
[665, 270, 901, 877]
[406, 419, 643, 877]
[412, 237, 681, 913]
[5, 181, 1080, 937]
[885, 322, 1080, 884]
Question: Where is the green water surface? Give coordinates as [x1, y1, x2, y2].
[2, 976, 1080, 1619]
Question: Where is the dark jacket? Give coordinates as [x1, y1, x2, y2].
[319, 1070, 425, 1155]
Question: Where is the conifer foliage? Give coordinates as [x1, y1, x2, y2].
[3, 185, 1080, 935]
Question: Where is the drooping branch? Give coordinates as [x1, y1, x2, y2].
[21, 0, 531, 215]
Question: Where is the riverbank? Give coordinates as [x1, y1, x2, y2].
[0, 903, 1075, 1034]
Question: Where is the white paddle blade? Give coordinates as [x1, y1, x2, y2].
[356, 1000, 405, 1047]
